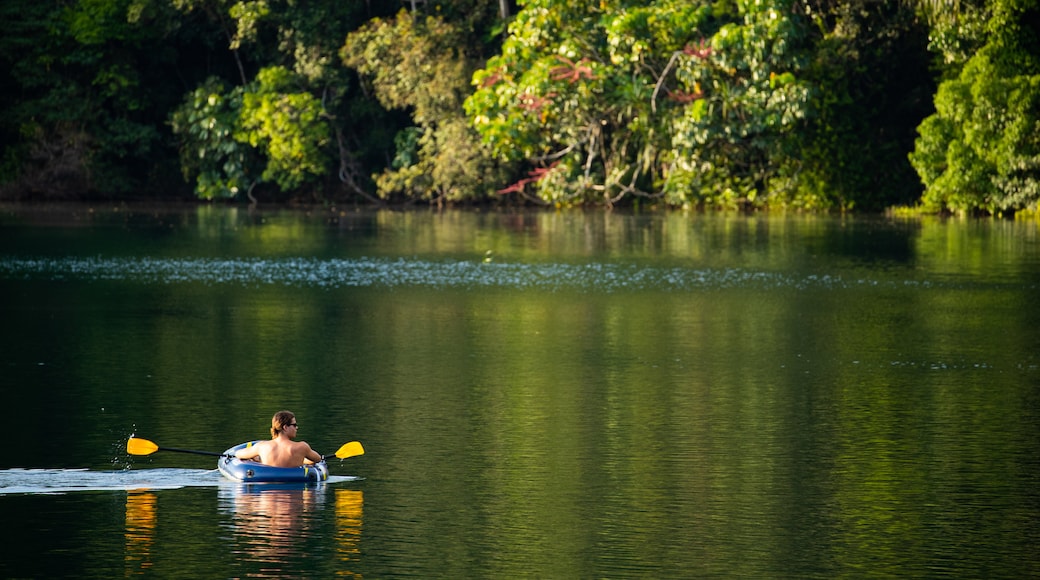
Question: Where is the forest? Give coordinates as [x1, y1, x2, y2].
[0, 0, 1038, 213]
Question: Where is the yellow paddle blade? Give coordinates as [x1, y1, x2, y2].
[126, 437, 160, 456]
[333, 441, 365, 459]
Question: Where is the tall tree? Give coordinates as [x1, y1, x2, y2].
[0, 0, 210, 199]
[168, 0, 399, 202]
[342, 11, 506, 203]
[464, 0, 815, 207]
[909, 0, 1040, 213]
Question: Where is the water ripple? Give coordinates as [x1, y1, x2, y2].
[0, 255, 1005, 292]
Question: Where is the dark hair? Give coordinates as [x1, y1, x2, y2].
[271, 410, 296, 438]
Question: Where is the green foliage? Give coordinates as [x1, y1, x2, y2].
[170, 78, 259, 199]
[921, 2, 990, 71]
[468, 0, 678, 204]
[161, 0, 394, 201]
[6, 0, 1040, 211]
[464, 0, 816, 207]
[227, 0, 270, 50]
[239, 67, 331, 191]
[163, 0, 396, 201]
[778, 0, 933, 211]
[666, 1, 815, 207]
[171, 68, 331, 199]
[342, 11, 505, 201]
[0, 0, 190, 198]
[910, 0, 1040, 213]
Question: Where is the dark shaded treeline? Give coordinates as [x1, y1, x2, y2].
[0, 0, 1037, 213]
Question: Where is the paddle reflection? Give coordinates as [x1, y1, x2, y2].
[124, 490, 156, 575]
[335, 489, 364, 579]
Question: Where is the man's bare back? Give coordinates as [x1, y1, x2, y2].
[234, 411, 323, 467]
[253, 439, 319, 467]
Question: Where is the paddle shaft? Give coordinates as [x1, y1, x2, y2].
[127, 436, 362, 460]
[156, 446, 229, 457]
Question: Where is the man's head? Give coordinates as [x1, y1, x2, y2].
[270, 410, 298, 438]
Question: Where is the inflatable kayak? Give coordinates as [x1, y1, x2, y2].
[217, 441, 329, 483]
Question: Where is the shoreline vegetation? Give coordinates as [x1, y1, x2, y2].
[6, 200, 1040, 224]
[2, 1, 1038, 216]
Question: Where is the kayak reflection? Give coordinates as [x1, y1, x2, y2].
[221, 483, 325, 574]
[219, 483, 364, 578]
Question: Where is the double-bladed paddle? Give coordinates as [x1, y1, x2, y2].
[126, 437, 365, 461]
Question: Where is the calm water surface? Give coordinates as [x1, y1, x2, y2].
[1, 204, 1039, 578]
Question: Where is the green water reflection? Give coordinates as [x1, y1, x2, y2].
[0, 205, 1038, 577]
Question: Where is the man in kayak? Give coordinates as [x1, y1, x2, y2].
[234, 410, 324, 467]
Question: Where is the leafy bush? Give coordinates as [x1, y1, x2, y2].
[910, 1, 1040, 213]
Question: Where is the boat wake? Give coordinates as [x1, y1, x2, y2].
[0, 468, 362, 495]
[0, 468, 219, 495]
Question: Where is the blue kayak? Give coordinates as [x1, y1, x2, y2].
[217, 442, 329, 483]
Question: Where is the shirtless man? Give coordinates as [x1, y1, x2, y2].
[235, 410, 323, 467]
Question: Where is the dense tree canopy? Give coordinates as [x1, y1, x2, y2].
[342, 11, 507, 203]
[909, 0, 1040, 213]
[0, 0, 1036, 213]
[464, 0, 816, 208]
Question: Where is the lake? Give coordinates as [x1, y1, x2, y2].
[1, 203, 1038, 578]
